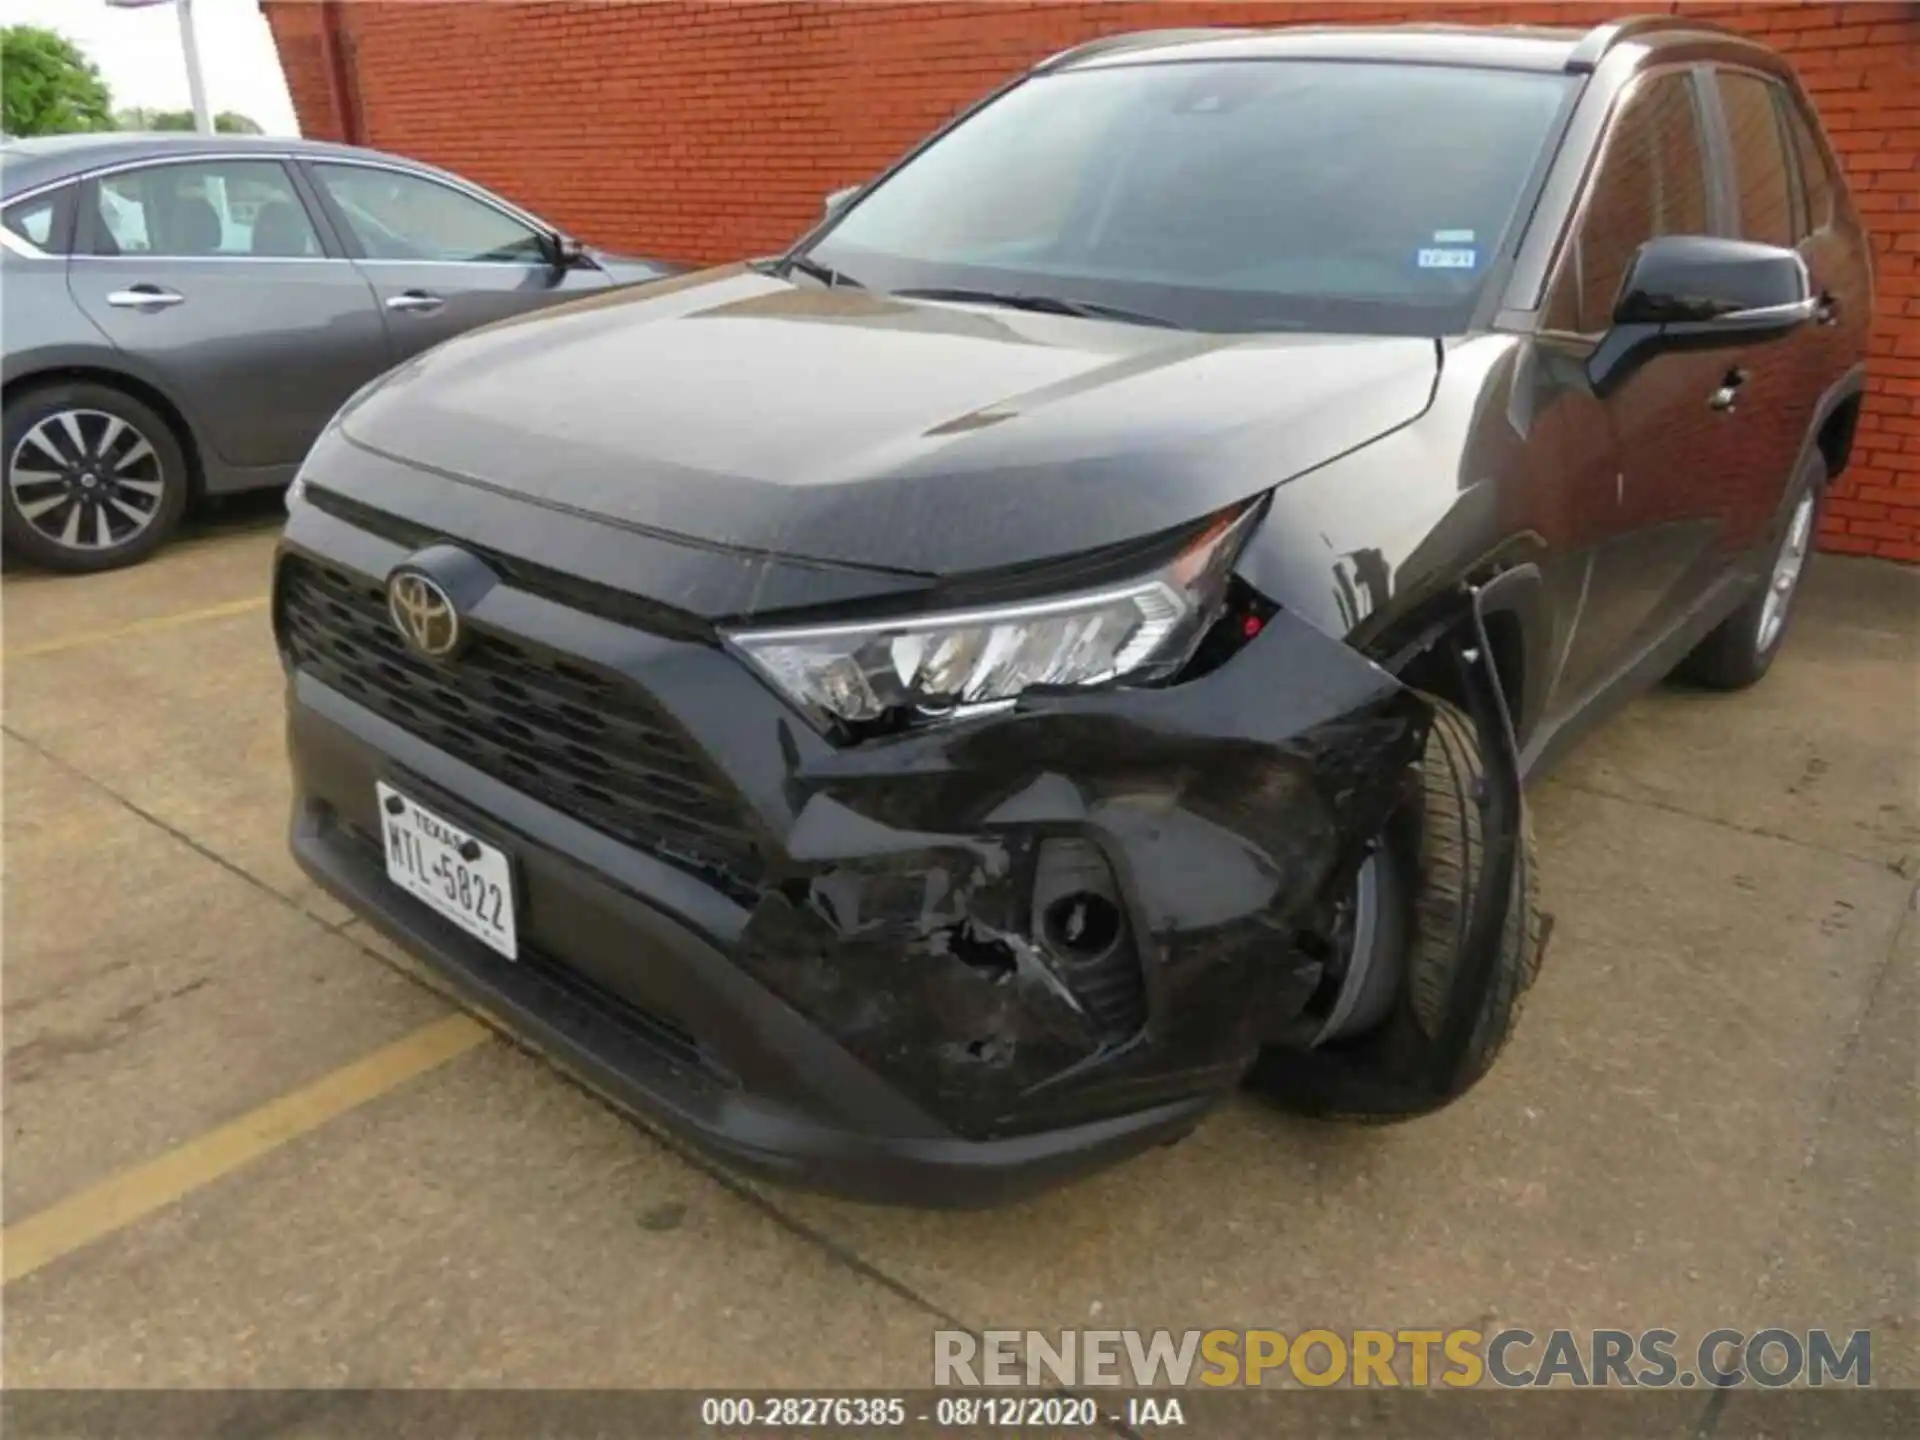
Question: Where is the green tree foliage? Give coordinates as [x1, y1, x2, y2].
[116, 107, 264, 135]
[1, 26, 114, 137]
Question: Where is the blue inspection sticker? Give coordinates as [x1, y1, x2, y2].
[1418, 247, 1478, 270]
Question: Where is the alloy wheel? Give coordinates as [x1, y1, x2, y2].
[6, 408, 167, 554]
[1756, 488, 1816, 654]
[1312, 849, 1404, 1045]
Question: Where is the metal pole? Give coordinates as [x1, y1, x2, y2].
[176, 0, 213, 133]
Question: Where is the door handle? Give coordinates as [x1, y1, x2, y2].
[1709, 367, 1749, 412]
[385, 290, 445, 314]
[105, 285, 185, 309]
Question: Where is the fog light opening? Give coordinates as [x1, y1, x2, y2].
[1031, 837, 1146, 1036]
[1043, 892, 1122, 959]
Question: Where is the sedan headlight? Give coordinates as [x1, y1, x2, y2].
[726, 503, 1260, 731]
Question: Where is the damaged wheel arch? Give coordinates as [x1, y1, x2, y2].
[741, 565, 1541, 1137]
[1245, 574, 1545, 1120]
[737, 602, 1426, 1138]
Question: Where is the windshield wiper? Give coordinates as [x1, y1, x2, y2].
[891, 287, 1178, 329]
[782, 254, 864, 290]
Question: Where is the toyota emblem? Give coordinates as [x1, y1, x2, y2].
[387, 570, 463, 659]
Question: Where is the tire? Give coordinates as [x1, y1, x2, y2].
[1676, 452, 1826, 691]
[2, 381, 189, 573]
[1244, 697, 1543, 1121]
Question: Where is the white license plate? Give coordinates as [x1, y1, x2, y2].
[377, 782, 517, 959]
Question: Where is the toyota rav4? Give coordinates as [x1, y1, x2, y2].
[278, 18, 1873, 1205]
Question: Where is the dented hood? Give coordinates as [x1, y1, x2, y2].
[340, 265, 1441, 577]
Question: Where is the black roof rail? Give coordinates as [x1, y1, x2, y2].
[1564, 13, 1736, 72]
[1034, 28, 1257, 73]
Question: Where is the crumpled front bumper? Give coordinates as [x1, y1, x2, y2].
[280, 513, 1431, 1204]
[741, 607, 1431, 1142]
[290, 748, 1214, 1208]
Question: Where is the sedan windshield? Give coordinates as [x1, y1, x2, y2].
[803, 60, 1576, 334]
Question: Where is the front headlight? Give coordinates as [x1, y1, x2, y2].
[726, 502, 1261, 732]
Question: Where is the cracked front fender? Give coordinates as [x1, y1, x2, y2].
[732, 609, 1435, 1140]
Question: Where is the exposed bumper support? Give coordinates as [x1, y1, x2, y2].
[1426, 573, 1529, 1093]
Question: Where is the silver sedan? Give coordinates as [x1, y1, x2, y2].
[1, 132, 679, 571]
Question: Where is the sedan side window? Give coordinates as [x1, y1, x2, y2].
[1547, 73, 1713, 334]
[3, 187, 69, 252]
[311, 164, 544, 264]
[87, 160, 321, 259]
[1715, 72, 1796, 248]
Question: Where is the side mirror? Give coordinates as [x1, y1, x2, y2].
[1612, 235, 1814, 335]
[1590, 236, 1814, 392]
[542, 230, 589, 269]
[822, 184, 862, 220]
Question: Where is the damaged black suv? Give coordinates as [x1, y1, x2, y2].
[279, 18, 1872, 1204]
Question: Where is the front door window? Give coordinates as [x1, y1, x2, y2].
[1544, 73, 1713, 333]
[310, 164, 544, 263]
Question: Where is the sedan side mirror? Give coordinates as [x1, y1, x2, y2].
[542, 230, 589, 270]
[822, 184, 862, 219]
[1590, 236, 1815, 392]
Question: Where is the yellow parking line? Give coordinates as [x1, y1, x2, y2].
[0, 594, 269, 664]
[1, 1014, 488, 1285]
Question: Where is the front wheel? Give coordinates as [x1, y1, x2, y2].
[1244, 697, 1543, 1121]
[2, 382, 189, 573]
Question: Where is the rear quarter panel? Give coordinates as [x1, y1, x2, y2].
[0, 259, 117, 388]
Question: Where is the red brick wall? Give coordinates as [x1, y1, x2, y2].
[263, 1, 1919, 562]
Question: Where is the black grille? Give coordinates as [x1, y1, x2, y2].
[279, 555, 764, 893]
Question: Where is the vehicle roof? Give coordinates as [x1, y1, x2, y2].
[0, 132, 441, 200]
[1048, 19, 1767, 75]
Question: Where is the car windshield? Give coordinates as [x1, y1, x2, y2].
[804, 60, 1576, 334]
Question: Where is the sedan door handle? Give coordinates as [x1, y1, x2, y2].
[105, 285, 185, 309]
[385, 290, 445, 314]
